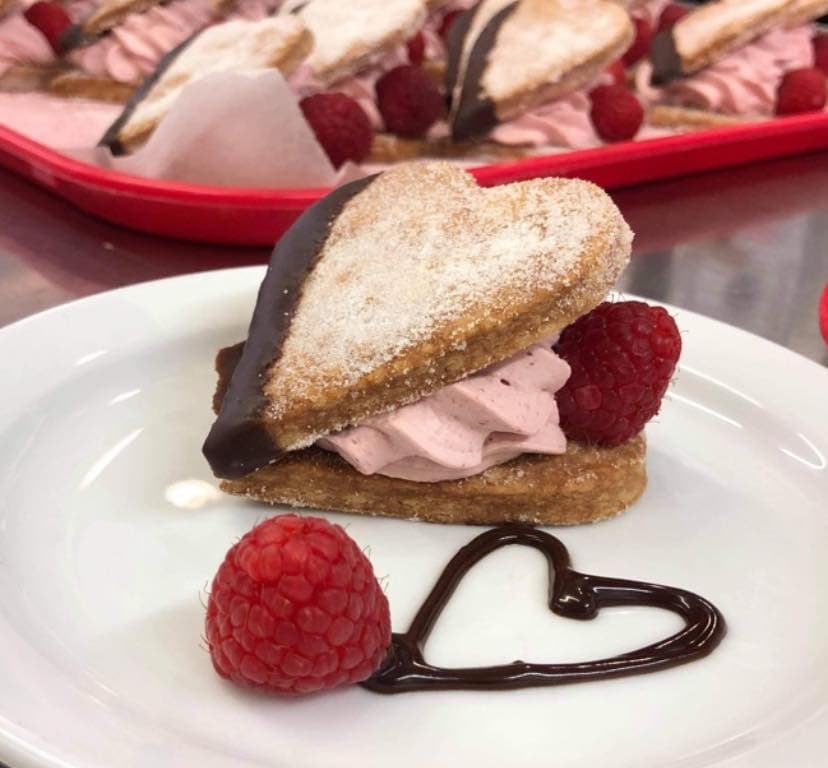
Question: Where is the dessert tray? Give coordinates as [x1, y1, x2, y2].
[0, 267, 826, 767]
[2, 110, 828, 245]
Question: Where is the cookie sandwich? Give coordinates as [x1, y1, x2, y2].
[203, 163, 682, 525]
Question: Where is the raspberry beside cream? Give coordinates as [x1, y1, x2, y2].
[637, 25, 815, 116]
[318, 338, 571, 482]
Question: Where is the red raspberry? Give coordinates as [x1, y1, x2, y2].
[300, 93, 373, 169]
[406, 31, 425, 65]
[776, 67, 827, 115]
[606, 59, 626, 86]
[657, 3, 689, 32]
[206, 514, 391, 695]
[589, 84, 643, 141]
[24, 1, 72, 54]
[554, 301, 682, 446]
[622, 16, 652, 67]
[376, 65, 443, 136]
[814, 34, 828, 76]
[438, 9, 463, 40]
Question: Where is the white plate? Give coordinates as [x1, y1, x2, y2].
[0, 267, 826, 768]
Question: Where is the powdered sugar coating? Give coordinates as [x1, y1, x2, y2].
[295, 0, 427, 82]
[482, 0, 632, 107]
[265, 163, 632, 424]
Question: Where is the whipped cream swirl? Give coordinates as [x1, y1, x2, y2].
[319, 339, 571, 482]
[637, 25, 815, 116]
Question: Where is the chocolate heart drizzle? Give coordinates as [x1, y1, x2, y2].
[362, 525, 725, 693]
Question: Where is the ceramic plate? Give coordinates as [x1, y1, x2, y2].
[0, 268, 826, 768]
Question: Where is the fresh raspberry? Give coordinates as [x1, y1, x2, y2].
[590, 84, 644, 141]
[814, 35, 828, 76]
[406, 31, 425, 65]
[438, 9, 463, 40]
[554, 301, 682, 446]
[622, 16, 652, 67]
[819, 283, 828, 345]
[606, 59, 626, 86]
[376, 65, 443, 136]
[206, 514, 391, 695]
[775, 67, 827, 115]
[24, 1, 72, 54]
[657, 3, 689, 32]
[299, 93, 373, 169]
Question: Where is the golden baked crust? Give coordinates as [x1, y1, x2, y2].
[110, 17, 311, 150]
[296, 0, 426, 84]
[369, 132, 533, 162]
[254, 164, 632, 452]
[785, 0, 828, 24]
[220, 436, 647, 525]
[647, 105, 748, 129]
[671, 0, 792, 76]
[484, 0, 634, 122]
[49, 71, 136, 103]
[0, 64, 68, 93]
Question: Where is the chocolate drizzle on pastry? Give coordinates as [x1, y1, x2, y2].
[444, 1, 482, 110]
[203, 175, 376, 479]
[450, 1, 518, 142]
[99, 34, 197, 154]
[649, 28, 684, 86]
[363, 525, 726, 693]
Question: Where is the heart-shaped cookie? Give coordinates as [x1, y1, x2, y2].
[203, 162, 632, 479]
[288, 0, 428, 84]
[447, 0, 633, 140]
[363, 525, 726, 692]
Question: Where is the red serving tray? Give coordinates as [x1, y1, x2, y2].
[1, 111, 827, 245]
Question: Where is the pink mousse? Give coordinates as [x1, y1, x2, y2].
[636, 25, 815, 116]
[67, 0, 217, 84]
[318, 339, 571, 482]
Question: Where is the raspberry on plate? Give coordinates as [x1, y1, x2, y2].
[206, 514, 391, 695]
[554, 301, 682, 446]
[23, 1, 72, 54]
[299, 93, 373, 169]
[589, 85, 644, 142]
[376, 65, 443, 137]
[775, 67, 827, 116]
[622, 16, 652, 67]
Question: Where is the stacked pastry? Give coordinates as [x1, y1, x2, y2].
[1, 0, 827, 173]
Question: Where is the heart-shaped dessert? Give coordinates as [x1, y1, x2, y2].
[363, 525, 726, 692]
[205, 162, 632, 476]
[289, 0, 428, 85]
[447, 0, 633, 140]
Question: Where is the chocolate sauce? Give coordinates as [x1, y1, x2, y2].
[443, 1, 482, 111]
[99, 34, 199, 154]
[649, 28, 684, 86]
[362, 525, 725, 693]
[450, 1, 518, 142]
[202, 175, 376, 479]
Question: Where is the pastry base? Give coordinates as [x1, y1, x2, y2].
[220, 435, 647, 526]
[49, 70, 136, 103]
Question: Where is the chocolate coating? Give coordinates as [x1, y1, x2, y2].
[649, 28, 684, 86]
[444, 1, 481, 110]
[362, 525, 725, 693]
[203, 175, 376, 479]
[99, 34, 197, 154]
[450, 1, 518, 142]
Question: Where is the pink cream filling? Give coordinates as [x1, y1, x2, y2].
[317, 338, 571, 482]
[636, 25, 815, 116]
[288, 0, 473, 131]
[67, 0, 217, 84]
